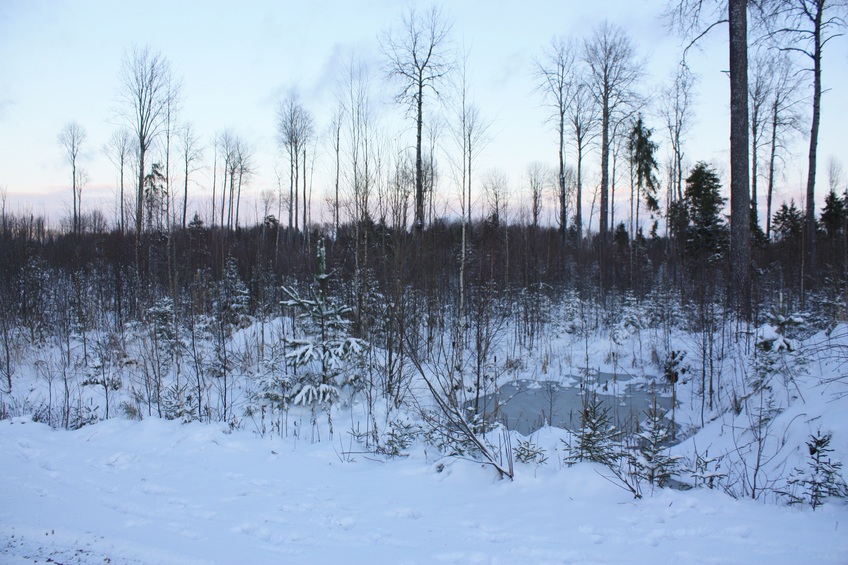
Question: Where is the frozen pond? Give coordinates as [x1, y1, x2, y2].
[474, 373, 672, 436]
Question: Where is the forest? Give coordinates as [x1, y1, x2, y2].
[2, 0, 848, 536]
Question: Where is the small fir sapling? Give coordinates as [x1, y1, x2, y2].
[689, 447, 726, 490]
[281, 237, 368, 433]
[634, 398, 681, 487]
[514, 437, 548, 465]
[379, 418, 420, 456]
[786, 431, 848, 509]
[563, 392, 620, 467]
[662, 350, 686, 439]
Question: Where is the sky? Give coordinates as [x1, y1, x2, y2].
[0, 0, 846, 228]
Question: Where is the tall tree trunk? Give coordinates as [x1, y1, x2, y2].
[137, 144, 145, 237]
[751, 103, 759, 226]
[600, 99, 610, 238]
[211, 146, 217, 228]
[804, 3, 823, 284]
[303, 146, 308, 235]
[766, 101, 778, 239]
[559, 111, 566, 240]
[182, 151, 189, 229]
[119, 152, 125, 235]
[576, 141, 584, 240]
[72, 160, 78, 235]
[729, 0, 751, 317]
[415, 81, 425, 232]
[334, 121, 340, 235]
[289, 146, 294, 231]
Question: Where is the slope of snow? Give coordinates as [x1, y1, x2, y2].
[2, 416, 845, 564]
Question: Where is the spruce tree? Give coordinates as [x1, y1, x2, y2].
[282, 238, 368, 433]
[565, 392, 620, 467]
[634, 398, 680, 488]
[787, 431, 848, 509]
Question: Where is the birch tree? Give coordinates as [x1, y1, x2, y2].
[104, 128, 132, 234]
[583, 21, 642, 242]
[58, 121, 87, 235]
[536, 37, 577, 239]
[382, 5, 452, 232]
[118, 45, 172, 239]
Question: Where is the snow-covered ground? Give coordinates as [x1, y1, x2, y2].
[2, 415, 846, 564]
[3, 302, 848, 563]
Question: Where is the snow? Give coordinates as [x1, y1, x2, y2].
[2, 416, 846, 564]
[3, 299, 848, 563]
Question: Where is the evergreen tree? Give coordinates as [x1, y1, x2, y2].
[634, 398, 680, 488]
[684, 162, 727, 262]
[818, 188, 845, 240]
[628, 114, 660, 215]
[282, 238, 368, 433]
[787, 431, 848, 509]
[772, 200, 804, 242]
[564, 392, 620, 467]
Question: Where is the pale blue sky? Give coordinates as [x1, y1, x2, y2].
[0, 0, 845, 227]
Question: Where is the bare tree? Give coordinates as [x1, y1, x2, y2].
[749, 48, 775, 230]
[233, 138, 254, 230]
[536, 37, 578, 239]
[276, 91, 314, 232]
[449, 48, 490, 373]
[382, 5, 452, 232]
[161, 73, 182, 231]
[104, 128, 133, 234]
[765, 51, 803, 239]
[212, 130, 251, 232]
[527, 162, 549, 229]
[58, 121, 87, 235]
[660, 62, 696, 204]
[178, 123, 203, 229]
[583, 21, 642, 241]
[767, 0, 847, 281]
[568, 80, 600, 240]
[118, 45, 172, 239]
[330, 104, 343, 235]
[340, 52, 379, 332]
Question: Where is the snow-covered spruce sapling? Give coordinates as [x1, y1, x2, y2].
[750, 305, 806, 402]
[82, 333, 124, 420]
[662, 350, 686, 439]
[563, 392, 621, 467]
[689, 447, 726, 490]
[281, 237, 368, 438]
[212, 257, 251, 422]
[254, 339, 290, 436]
[634, 398, 680, 488]
[786, 431, 848, 509]
[379, 418, 420, 457]
[514, 438, 548, 465]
